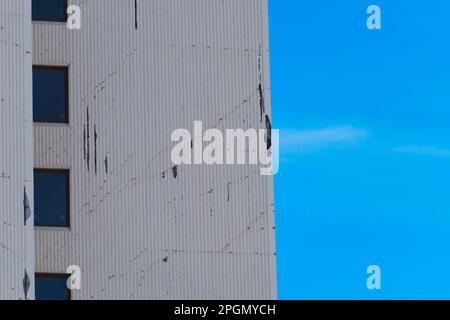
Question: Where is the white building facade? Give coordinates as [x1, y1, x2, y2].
[1, 0, 275, 300]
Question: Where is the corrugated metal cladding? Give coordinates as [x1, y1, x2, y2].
[0, 0, 35, 300]
[33, 0, 275, 299]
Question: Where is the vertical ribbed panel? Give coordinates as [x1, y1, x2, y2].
[34, 0, 275, 299]
[0, 0, 35, 300]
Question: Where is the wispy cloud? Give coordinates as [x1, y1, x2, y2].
[392, 145, 450, 158]
[281, 126, 368, 153]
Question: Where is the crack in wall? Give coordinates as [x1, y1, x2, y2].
[258, 46, 265, 122]
[22, 270, 30, 300]
[265, 115, 272, 150]
[134, 0, 138, 30]
[23, 188, 31, 226]
[171, 165, 178, 179]
[86, 107, 90, 172]
[94, 125, 98, 174]
[104, 156, 108, 174]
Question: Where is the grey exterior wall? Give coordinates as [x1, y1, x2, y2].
[1, 0, 275, 299]
[0, 0, 35, 300]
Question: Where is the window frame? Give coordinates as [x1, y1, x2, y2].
[34, 168, 71, 228]
[32, 0, 69, 23]
[33, 65, 70, 124]
[35, 273, 71, 300]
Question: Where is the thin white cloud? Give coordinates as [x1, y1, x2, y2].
[392, 145, 450, 157]
[281, 126, 368, 153]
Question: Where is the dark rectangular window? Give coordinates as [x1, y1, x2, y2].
[35, 274, 71, 300]
[32, 0, 67, 22]
[34, 169, 70, 227]
[33, 66, 69, 124]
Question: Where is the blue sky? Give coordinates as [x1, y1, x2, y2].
[270, 0, 450, 299]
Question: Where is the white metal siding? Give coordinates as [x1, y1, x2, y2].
[0, 0, 35, 300]
[33, 0, 275, 299]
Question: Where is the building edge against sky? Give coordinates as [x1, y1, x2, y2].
[1, 0, 275, 299]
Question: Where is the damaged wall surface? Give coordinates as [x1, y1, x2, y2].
[0, 0, 35, 300]
[32, 0, 275, 299]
